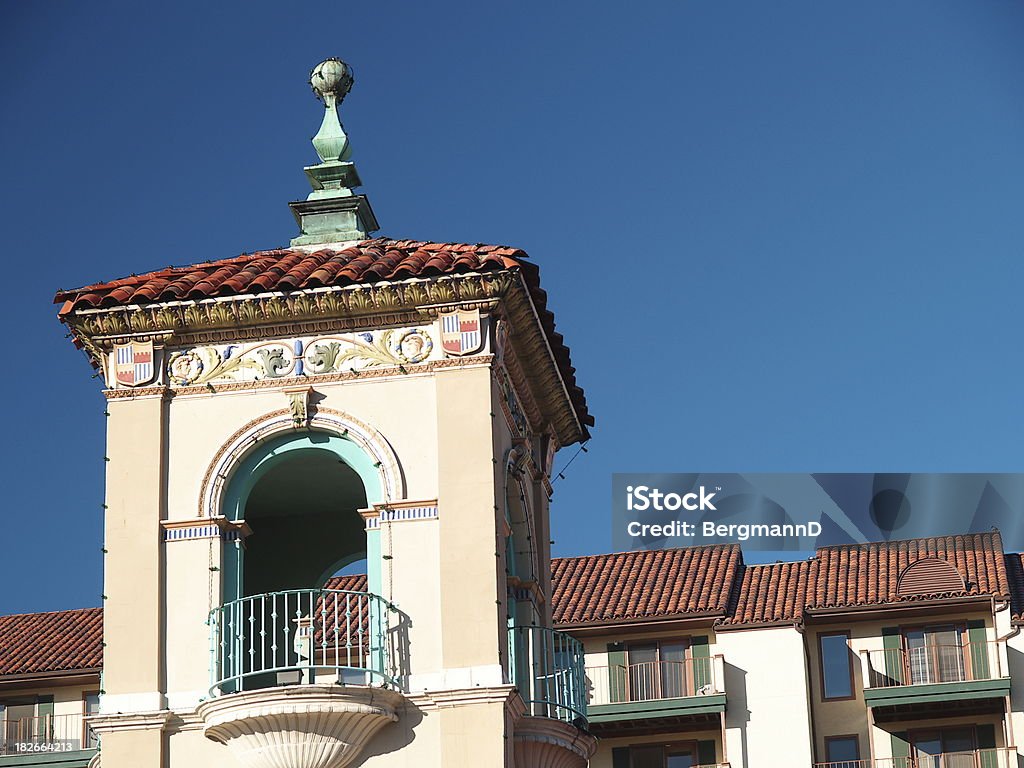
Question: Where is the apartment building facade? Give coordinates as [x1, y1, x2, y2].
[3, 534, 1024, 767]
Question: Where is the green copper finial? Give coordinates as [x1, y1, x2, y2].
[310, 58, 354, 163]
[289, 57, 379, 246]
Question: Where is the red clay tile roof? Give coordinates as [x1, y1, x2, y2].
[550, 545, 744, 626]
[806, 532, 1008, 612]
[718, 561, 813, 628]
[0, 607, 102, 676]
[53, 238, 591, 431]
[323, 574, 367, 592]
[551, 533, 1012, 631]
[1004, 553, 1024, 623]
[54, 240, 524, 311]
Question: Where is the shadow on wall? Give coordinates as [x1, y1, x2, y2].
[351, 700, 424, 765]
[723, 661, 750, 768]
[390, 605, 413, 682]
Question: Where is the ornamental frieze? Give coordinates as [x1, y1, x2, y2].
[107, 314, 489, 389]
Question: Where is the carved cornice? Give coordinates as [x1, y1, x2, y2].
[70, 269, 585, 445]
[65, 274, 512, 355]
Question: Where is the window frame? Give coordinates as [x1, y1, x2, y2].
[824, 734, 861, 763]
[625, 639, 694, 702]
[818, 630, 856, 702]
[627, 740, 701, 768]
[900, 623, 968, 686]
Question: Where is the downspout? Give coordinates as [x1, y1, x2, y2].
[992, 596, 1018, 750]
[797, 621, 820, 763]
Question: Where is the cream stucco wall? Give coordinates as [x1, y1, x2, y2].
[716, 625, 815, 768]
[97, 345, 547, 767]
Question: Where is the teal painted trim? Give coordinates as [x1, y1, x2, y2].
[0, 749, 97, 767]
[219, 428, 383, 602]
[864, 677, 1011, 708]
[587, 693, 727, 723]
[222, 430, 383, 521]
[366, 529, 382, 597]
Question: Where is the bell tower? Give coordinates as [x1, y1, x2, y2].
[56, 58, 594, 768]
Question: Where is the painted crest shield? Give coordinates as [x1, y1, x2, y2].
[439, 309, 484, 356]
[113, 340, 156, 387]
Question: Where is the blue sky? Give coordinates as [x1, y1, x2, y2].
[2, 2, 1023, 614]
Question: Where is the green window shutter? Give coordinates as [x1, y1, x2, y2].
[36, 696, 54, 741]
[976, 723, 998, 768]
[607, 642, 627, 703]
[690, 635, 712, 692]
[881, 627, 904, 685]
[697, 739, 717, 765]
[611, 746, 631, 768]
[967, 620, 990, 680]
[890, 731, 910, 768]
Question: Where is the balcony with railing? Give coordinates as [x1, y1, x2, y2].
[859, 641, 1011, 711]
[584, 655, 727, 735]
[0, 713, 97, 765]
[196, 588, 408, 768]
[507, 625, 596, 768]
[814, 749, 1018, 768]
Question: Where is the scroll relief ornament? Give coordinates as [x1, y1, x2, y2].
[165, 327, 435, 387]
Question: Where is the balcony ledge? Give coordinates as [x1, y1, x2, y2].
[588, 693, 727, 723]
[513, 715, 596, 768]
[0, 749, 97, 767]
[196, 684, 404, 768]
[863, 676, 1011, 709]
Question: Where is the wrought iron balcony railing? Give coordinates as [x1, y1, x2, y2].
[208, 589, 402, 695]
[508, 624, 588, 724]
[585, 656, 726, 705]
[860, 640, 1006, 689]
[0, 713, 97, 756]
[814, 749, 1017, 768]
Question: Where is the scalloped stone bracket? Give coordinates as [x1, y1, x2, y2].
[196, 685, 405, 768]
[513, 716, 597, 768]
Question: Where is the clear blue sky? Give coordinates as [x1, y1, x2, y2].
[2, 2, 1023, 614]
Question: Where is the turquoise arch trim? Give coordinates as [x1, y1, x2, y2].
[221, 429, 384, 603]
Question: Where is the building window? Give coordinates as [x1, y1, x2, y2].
[621, 742, 711, 768]
[905, 625, 965, 684]
[84, 692, 100, 749]
[627, 642, 689, 700]
[825, 735, 860, 762]
[819, 632, 854, 699]
[910, 726, 975, 759]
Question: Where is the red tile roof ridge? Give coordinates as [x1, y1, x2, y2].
[551, 542, 742, 564]
[57, 237, 529, 298]
[0, 606, 101, 620]
[813, 530, 1002, 552]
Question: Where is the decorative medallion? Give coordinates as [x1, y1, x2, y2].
[439, 309, 484, 356]
[389, 329, 433, 364]
[113, 340, 157, 387]
[167, 350, 205, 386]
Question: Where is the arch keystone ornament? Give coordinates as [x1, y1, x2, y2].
[196, 684, 404, 768]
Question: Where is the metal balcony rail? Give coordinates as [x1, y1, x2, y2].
[861, 640, 1005, 689]
[508, 624, 588, 724]
[585, 656, 725, 705]
[0, 713, 97, 756]
[209, 588, 401, 695]
[814, 749, 1017, 768]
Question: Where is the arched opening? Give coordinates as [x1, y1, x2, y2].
[242, 448, 367, 596]
[220, 429, 384, 602]
[211, 429, 393, 693]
